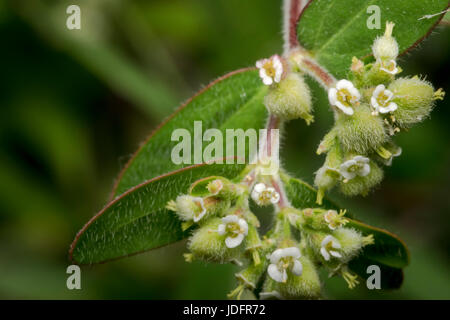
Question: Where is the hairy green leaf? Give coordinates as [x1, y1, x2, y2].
[113, 68, 268, 197]
[70, 163, 245, 265]
[281, 174, 409, 269]
[298, 0, 449, 77]
[347, 218, 409, 269]
[349, 255, 403, 289]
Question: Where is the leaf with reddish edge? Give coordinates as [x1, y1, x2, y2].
[297, 0, 449, 78]
[111, 68, 268, 199]
[70, 162, 246, 265]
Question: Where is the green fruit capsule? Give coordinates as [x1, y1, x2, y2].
[334, 104, 387, 155]
[264, 73, 313, 123]
[388, 77, 436, 129]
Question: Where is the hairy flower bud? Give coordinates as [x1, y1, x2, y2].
[188, 218, 243, 263]
[388, 77, 438, 129]
[372, 22, 399, 61]
[332, 228, 373, 263]
[334, 104, 387, 154]
[264, 73, 313, 123]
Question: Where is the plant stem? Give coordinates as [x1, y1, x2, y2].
[290, 49, 336, 89]
[283, 0, 308, 54]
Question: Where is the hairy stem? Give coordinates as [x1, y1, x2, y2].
[283, 0, 307, 54]
[290, 49, 336, 89]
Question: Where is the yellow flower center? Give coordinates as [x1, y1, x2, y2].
[226, 222, 241, 236]
[337, 89, 356, 107]
[377, 91, 390, 106]
[263, 61, 276, 78]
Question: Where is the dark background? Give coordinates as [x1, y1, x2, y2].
[0, 0, 448, 299]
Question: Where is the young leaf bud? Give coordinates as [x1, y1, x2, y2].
[335, 104, 387, 154]
[188, 217, 243, 263]
[263, 73, 314, 123]
[388, 77, 438, 129]
[339, 159, 383, 197]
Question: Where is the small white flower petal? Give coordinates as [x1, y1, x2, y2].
[335, 101, 355, 115]
[225, 233, 244, 248]
[328, 88, 338, 105]
[320, 247, 331, 261]
[254, 183, 266, 193]
[269, 248, 284, 264]
[379, 102, 398, 113]
[321, 235, 334, 247]
[270, 191, 280, 204]
[330, 250, 342, 258]
[268, 264, 286, 283]
[283, 247, 301, 259]
[331, 238, 341, 249]
[238, 219, 249, 235]
[291, 260, 303, 276]
[358, 163, 371, 177]
[222, 215, 239, 224]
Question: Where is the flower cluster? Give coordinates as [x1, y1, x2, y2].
[168, 174, 373, 299]
[314, 22, 445, 203]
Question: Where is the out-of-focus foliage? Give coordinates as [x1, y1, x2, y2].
[0, 0, 448, 299]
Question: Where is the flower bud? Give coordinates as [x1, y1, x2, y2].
[338, 159, 383, 196]
[372, 22, 399, 61]
[188, 218, 243, 263]
[332, 228, 373, 263]
[388, 77, 437, 129]
[314, 143, 342, 204]
[189, 176, 245, 200]
[167, 195, 207, 222]
[335, 104, 387, 154]
[264, 73, 313, 123]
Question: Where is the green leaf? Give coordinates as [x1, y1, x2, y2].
[346, 218, 409, 269]
[348, 256, 403, 289]
[70, 163, 245, 265]
[113, 68, 268, 197]
[281, 174, 409, 269]
[297, 0, 449, 77]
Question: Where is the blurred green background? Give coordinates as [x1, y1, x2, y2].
[0, 0, 449, 299]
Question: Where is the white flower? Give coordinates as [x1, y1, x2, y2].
[385, 147, 402, 166]
[370, 84, 398, 114]
[328, 79, 361, 115]
[339, 156, 370, 181]
[256, 55, 283, 86]
[217, 215, 248, 248]
[251, 183, 280, 206]
[379, 59, 399, 75]
[324, 210, 339, 230]
[320, 235, 342, 261]
[267, 247, 303, 283]
[207, 179, 224, 196]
